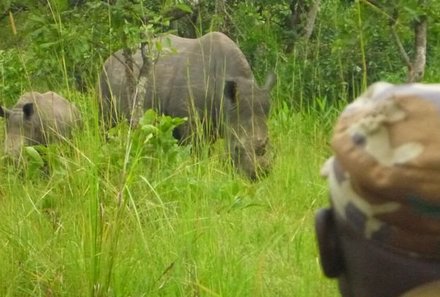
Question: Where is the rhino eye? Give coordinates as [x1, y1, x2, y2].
[253, 137, 268, 156]
[255, 144, 266, 156]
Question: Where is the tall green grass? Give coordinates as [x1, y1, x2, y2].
[0, 2, 350, 295]
[0, 84, 339, 296]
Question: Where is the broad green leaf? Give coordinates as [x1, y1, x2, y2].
[175, 3, 193, 14]
[24, 146, 44, 167]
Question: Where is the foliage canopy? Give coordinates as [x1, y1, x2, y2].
[1, 0, 440, 107]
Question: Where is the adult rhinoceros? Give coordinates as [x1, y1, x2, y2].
[98, 32, 276, 179]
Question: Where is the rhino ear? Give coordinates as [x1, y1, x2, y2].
[0, 106, 11, 118]
[224, 80, 238, 104]
[22, 103, 34, 119]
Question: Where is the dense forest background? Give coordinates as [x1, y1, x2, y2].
[1, 0, 440, 108]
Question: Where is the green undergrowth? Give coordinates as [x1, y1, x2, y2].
[0, 88, 338, 296]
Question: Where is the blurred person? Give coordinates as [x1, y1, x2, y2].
[315, 82, 440, 297]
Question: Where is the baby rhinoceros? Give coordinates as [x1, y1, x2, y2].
[0, 91, 81, 158]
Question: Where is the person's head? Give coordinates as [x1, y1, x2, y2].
[315, 82, 440, 297]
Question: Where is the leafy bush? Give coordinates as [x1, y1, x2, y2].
[0, 49, 27, 103]
[2, 0, 440, 109]
[101, 109, 188, 177]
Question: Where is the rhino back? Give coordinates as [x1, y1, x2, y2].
[100, 32, 255, 127]
[153, 32, 254, 115]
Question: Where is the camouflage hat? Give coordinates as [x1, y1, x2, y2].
[321, 82, 440, 258]
[400, 281, 440, 297]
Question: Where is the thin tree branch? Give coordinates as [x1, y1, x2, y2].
[0, 5, 28, 22]
[390, 26, 412, 69]
[360, 0, 393, 21]
[130, 37, 151, 128]
[122, 46, 136, 120]
[389, 8, 412, 69]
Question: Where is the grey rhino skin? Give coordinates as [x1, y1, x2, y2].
[0, 91, 81, 158]
[98, 32, 276, 179]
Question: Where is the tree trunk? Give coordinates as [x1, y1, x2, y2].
[388, 2, 427, 83]
[130, 41, 151, 128]
[303, 0, 320, 41]
[407, 14, 427, 82]
[122, 47, 135, 103]
[285, 0, 320, 52]
[285, 0, 304, 52]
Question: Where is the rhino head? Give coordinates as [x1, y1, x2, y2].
[0, 103, 40, 158]
[225, 72, 276, 180]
